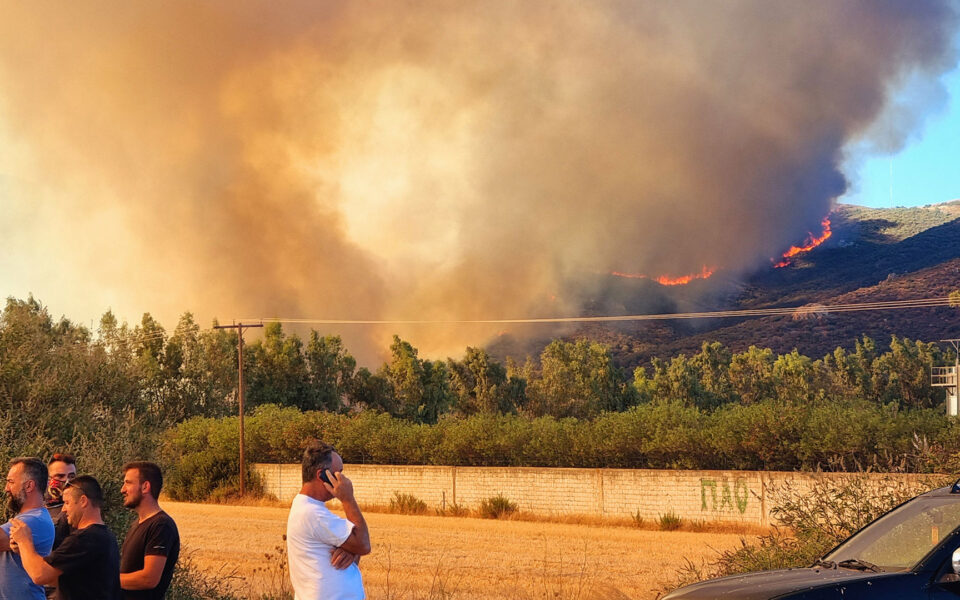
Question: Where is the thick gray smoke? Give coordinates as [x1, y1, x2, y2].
[0, 1, 956, 360]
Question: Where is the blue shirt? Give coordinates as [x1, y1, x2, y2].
[0, 507, 56, 600]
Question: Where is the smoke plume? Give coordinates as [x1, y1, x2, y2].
[0, 1, 956, 361]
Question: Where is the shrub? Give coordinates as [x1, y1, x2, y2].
[388, 491, 428, 515]
[657, 512, 682, 531]
[479, 494, 518, 519]
[668, 474, 948, 593]
[631, 509, 644, 527]
[161, 400, 960, 502]
[437, 502, 470, 517]
[167, 552, 241, 600]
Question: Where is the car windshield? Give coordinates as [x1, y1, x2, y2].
[823, 495, 960, 572]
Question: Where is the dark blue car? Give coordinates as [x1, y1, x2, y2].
[664, 482, 960, 599]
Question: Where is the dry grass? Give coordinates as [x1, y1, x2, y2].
[165, 501, 752, 599]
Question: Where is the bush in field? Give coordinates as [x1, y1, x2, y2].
[479, 494, 518, 519]
[438, 502, 470, 517]
[167, 553, 242, 600]
[657, 512, 682, 531]
[389, 492, 428, 515]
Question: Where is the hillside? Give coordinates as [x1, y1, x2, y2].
[561, 202, 960, 368]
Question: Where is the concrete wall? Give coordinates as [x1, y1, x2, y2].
[253, 463, 936, 526]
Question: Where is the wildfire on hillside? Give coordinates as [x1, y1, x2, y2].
[773, 216, 832, 268]
[611, 265, 716, 286]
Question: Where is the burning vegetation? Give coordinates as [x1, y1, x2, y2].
[611, 265, 717, 286]
[773, 217, 834, 268]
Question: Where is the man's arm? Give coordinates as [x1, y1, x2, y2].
[120, 555, 167, 590]
[325, 470, 371, 556]
[0, 527, 10, 552]
[8, 520, 62, 586]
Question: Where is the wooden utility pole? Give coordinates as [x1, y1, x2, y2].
[214, 321, 263, 496]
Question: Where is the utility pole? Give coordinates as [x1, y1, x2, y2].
[214, 321, 264, 496]
[933, 339, 960, 417]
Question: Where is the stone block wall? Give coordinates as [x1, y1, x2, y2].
[253, 463, 935, 526]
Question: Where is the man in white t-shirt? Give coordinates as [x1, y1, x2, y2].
[286, 440, 371, 600]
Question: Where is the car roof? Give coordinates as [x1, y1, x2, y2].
[919, 483, 960, 498]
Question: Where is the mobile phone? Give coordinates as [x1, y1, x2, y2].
[320, 469, 332, 486]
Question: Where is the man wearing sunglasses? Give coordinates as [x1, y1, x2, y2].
[9, 475, 120, 600]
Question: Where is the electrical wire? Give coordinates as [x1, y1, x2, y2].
[240, 295, 957, 326]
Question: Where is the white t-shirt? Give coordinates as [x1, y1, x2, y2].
[286, 493, 365, 600]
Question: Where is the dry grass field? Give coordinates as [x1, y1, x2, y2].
[165, 501, 753, 600]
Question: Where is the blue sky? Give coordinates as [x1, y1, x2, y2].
[841, 62, 960, 209]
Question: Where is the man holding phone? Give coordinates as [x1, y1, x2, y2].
[286, 440, 370, 600]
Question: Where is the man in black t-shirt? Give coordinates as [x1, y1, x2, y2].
[119, 462, 180, 600]
[11, 475, 121, 600]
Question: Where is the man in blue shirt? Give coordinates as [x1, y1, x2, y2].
[0, 457, 55, 600]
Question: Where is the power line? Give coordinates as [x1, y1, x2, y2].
[240, 295, 957, 326]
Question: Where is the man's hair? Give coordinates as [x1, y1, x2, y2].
[301, 440, 336, 484]
[123, 461, 163, 498]
[10, 457, 48, 493]
[48, 453, 76, 466]
[65, 475, 105, 508]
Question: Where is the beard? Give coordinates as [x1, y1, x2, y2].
[123, 490, 141, 509]
[6, 486, 27, 514]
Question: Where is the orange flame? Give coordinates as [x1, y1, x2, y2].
[611, 265, 716, 286]
[773, 217, 831, 268]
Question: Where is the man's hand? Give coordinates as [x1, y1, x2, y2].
[9, 519, 33, 553]
[322, 470, 371, 556]
[330, 547, 360, 570]
[322, 470, 356, 504]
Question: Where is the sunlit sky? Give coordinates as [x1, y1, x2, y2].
[841, 60, 960, 208]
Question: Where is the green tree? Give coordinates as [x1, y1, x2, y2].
[245, 322, 314, 411]
[447, 347, 521, 415]
[649, 353, 715, 409]
[773, 350, 815, 403]
[526, 339, 632, 418]
[162, 313, 234, 420]
[728, 346, 777, 405]
[305, 333, 357, 412]
[379, 335, 454, 423]
[819, 344, 870, 403]
[349, 367, 394, 414]
[131, 313, 169, 415]
[872, 336, 942, 409]
[690, 342, 735, 407]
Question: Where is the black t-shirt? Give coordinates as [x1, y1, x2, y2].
[52, 511, 72, 550]
[45, 523, 121, 600]
[120, 511, 180, 600]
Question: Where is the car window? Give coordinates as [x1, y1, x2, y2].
[824, 496, 960, 571]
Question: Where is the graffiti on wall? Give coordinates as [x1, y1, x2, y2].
[701, 477, 749, 514]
